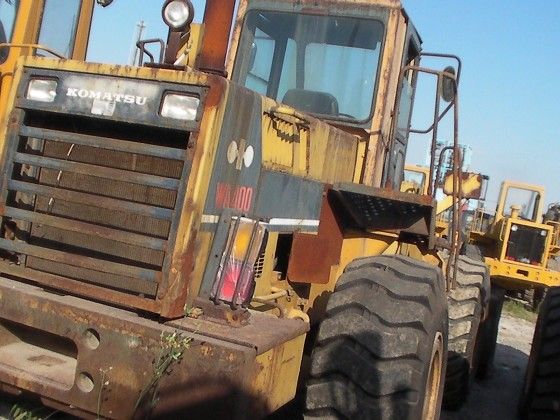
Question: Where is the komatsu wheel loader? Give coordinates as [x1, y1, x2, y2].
[0, 0, 477, 418]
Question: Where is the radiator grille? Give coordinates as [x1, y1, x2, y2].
[0, 110, 191, 299]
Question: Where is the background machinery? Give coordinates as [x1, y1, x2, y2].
[465, 180, 560, 377]
[402, 163, 490, 409]
[0, 0, 480, 418]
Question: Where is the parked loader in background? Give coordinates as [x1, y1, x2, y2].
[403, 164, 490, 409]
[517, 202, 560, 419]
[465, 181, 560, 377]
[0, 0, 481, 418]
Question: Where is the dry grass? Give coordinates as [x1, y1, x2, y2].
[503, 299, 538, 323]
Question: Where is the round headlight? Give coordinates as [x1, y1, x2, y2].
[541, 230, 548, 237]
[511, 224, 518, 232]
[162, 0, 194, 30]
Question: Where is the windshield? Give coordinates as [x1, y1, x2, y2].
[233, 10, 384, 122]
[403, 169, 427, 193]
[0, 0, 20, 63]
[503, 187, 541, 221]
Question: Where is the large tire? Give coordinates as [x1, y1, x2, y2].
[460, 244, 491, 317]
[519, 287, 560, 419]
[443, 255, 489, 409]
[475, 284, 505, 379]
[462, 243, 484, 262]
[305, 255, 448, 420]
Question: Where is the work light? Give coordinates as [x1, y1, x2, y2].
[26, 79, 57, 103]
[162, 0, 194, 31]
[160, 93, 200, 121]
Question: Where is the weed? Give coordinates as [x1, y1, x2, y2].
[8, 401, 57, 420]
[97, 366, 113, 419]
[133, 330, 193, 415]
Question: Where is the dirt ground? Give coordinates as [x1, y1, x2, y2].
[441, 312, 535, 420]
[0, 311, 536, 419]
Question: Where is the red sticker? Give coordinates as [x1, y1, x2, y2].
[215, 182, 254, 213]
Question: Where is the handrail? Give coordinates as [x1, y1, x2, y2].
[0, 43, 66, 59]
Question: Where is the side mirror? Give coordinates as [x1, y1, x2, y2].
[440, 66, 456, 102]
[97, 0, 114, 6]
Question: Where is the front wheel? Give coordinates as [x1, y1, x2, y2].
[305, 255, 448, 419]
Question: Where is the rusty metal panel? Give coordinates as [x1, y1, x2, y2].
[169, 307, 309, 356]
[0, 263, 159, 311]
[13, 153, 181, 190]
[331, 182, 436, 247]
[0, 239, 158, 282]
[288, 191, 344, 284]
[2, 207, 167, 251]
[9, 180, 174, 219]
[0, 277, 263, 419]
[20, 126, 186, 160]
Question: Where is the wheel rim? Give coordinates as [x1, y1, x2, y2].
[422, 332, 444, 420]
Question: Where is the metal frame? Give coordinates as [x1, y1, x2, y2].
[389, 52, 463, 288]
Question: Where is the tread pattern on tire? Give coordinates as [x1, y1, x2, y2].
[520, 287, 560, 420]
[443, 255, 489, 409]
[305, 255, 448, 420]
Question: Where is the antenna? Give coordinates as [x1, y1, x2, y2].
[127, 20, 146, 65]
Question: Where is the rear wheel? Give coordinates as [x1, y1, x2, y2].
[519, 287, 560, 419]
[443, 255, 489, 409]
[305, 255, 448, 420]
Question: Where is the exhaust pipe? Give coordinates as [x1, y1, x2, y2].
[196, 0, 236, 76]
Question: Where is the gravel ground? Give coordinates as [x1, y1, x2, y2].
[441, 312, 535, 420]
[0, 312, 536, 419]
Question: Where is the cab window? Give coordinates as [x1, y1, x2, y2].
[0, 0, 20, 63]
[233, 10, 384, 122]
[503, 187, 541, 221]
[37, 0, 81, 57]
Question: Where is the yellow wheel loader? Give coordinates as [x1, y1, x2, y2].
[466, 181, 560, 378]
[0, 1, 470, 418]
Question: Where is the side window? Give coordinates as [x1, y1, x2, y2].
[503, 187, 540, 221]
[37, 0, 81, 58]
[245, 28, 275, 96]
[0, 0, 20, 63]
[396, 42, 419, 138]
[277, 38, 296, 101]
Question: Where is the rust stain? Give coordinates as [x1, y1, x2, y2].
[288, 188, 343, 284]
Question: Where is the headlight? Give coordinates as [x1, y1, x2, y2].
[26, 79, 57, 103]
[541, 230, 548, 237]
[162, 0, 194, 30]
[511, 224, 518, 232]
[161, 93, 199, 121]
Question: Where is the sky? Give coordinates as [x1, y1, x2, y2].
[402, 1, 560, 210]
[87, 0, 560, 210]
